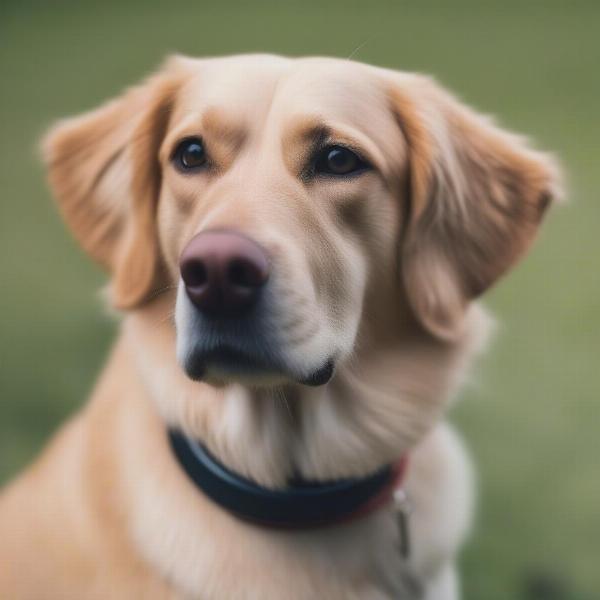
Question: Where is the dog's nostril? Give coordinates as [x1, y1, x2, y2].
[228, 258, 261, 288]
[182, 260, 208, 288]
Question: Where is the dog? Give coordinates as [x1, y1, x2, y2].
[0, 54, 560, 599]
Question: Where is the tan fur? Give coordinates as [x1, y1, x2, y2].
[387, 75, 561, 339]
[0, 54, 560, 599]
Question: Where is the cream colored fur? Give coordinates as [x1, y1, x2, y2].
[0, 54, 559, 599]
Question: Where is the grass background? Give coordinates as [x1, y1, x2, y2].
[1, 1, 598, 598]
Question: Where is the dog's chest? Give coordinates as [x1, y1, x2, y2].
[128, 467, 417, 599]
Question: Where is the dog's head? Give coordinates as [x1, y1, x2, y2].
[42, 54, 560, 481]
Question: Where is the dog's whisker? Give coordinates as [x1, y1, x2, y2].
[146, 284, 178, 302]
[347, 38, 370, 60]
[276, 387, 293, 421]
[150, 309, 176, 329]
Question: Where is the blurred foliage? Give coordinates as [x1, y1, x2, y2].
[1, 1, 598, 598]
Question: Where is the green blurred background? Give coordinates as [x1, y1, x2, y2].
[1, 1, 598, 598]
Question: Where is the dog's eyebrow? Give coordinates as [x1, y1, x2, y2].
[159, 107, 246, 166]
[293, 121, 331, 148]
[201, 107, 246, 148]
[284, 118, 331, 152]
[283, 116, 384, 176]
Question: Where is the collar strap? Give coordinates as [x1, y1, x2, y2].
[169, 429, 408, 529]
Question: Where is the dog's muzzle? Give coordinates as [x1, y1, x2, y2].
[177, 229, 334, 386]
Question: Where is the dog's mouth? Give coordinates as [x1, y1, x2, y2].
[182, 343, 334, 387]
[175, 278, 336, 388]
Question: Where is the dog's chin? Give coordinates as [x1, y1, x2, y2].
[181, 347, 335, 389]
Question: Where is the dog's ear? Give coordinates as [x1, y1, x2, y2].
[42, 58, 187, 309]
[388, 75, 562, 340]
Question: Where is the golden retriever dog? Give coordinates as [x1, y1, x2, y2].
[0, 54, 560, 599]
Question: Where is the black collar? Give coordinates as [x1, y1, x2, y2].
[169, 429, 406, 529]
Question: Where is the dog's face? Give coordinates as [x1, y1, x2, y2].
[43, 54, 560, 480]
[164, 57, 407, 387]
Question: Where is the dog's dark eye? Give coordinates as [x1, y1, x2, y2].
[173, 138, 207, 171]
[314, 145, 368, 176]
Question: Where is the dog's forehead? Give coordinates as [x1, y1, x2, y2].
[176, 54, 290, 116]
[274, 59, 392, 127]
[173, 55, 394, 135]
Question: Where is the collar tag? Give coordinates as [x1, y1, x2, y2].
[393, 488, 412, 559]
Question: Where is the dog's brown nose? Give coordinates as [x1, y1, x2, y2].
[179, 231, 270, 317]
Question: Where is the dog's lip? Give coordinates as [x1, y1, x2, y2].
[183, 344, 334, 387]
[183, 345, 269, 381]
[298, 359, 335, 387]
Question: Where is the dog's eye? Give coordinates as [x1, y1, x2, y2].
[173, 138, 207, 171]
[314, 145, 368, 176]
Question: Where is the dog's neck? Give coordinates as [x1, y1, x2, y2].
[112, 373, 420, 598]
[124, 296, 488, 488]
[168, 427, 409, 529]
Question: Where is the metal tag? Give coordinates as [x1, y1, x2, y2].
[393, 488, 412, 560]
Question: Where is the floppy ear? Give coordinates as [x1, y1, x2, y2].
[42, 60, 185, 309]
[389, 75, 562, 340]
